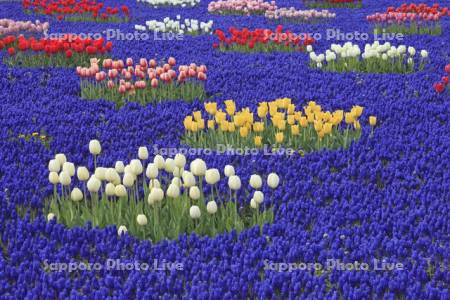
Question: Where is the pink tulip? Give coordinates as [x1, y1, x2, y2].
[107, 80, 115, 89]
[126, 58, 133, 66]
[118, 85, 126, 94]
[168, 57, 176, 66]
[151, 78, 158, 88]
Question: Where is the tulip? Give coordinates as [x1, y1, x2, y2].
[369, 116, 377, 126]
[49, 172, 59, 185]
[224, 165, 235, 177]
[130, 159, 143, 175]
[174, 153, 186, 168]
[189, 205, 201, 219]
[59, 171, 71, 186]
[153, 155, 165, 169]
[228, 175, 241, 190]
[149, 179, 161, 189]
[253, 191, 264, 204]
[71, 188, 83, 202]
[190, 158, 207, 176]
[115, 161, 125, 173]
[249, 174, 262, 189]
[117, 225, 128, 236]
[115, 185, 127, 197]
[189, 186, 201, 200]
[87, 176, 101, 193]
[77, 166, 90, 181]
[166, 183, 180, 198]
[48, 159, 60, 172]
[105, 183, 116, 196]
[148, 187, 164, 205]
[420, 50, 428, 58]
[182, 171, 196, 187]
[171, 177, 182, 187]
[55, 153, 67, 166]
[136, 214, 148, 226]
[122, 172, 135, 187]
[164, 158, 175, 173]
[173, 167, 183, 178]
[250, 198, 258, 209]
[267, 173, 280, 189]
[138, 146, 149, 160]
[146, 163, 158, 179]
[94, 167, 106, 181]
[89, 139, 101, 155]
[205, 168, 220, 185]
[206, 201, 218, 214]
[47, 213, 56, 222]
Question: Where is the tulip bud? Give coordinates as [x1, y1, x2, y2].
[153, 155, 165, 169]
[249, 174, 262, 189]
[130, 159, 143, 175]
[117, 225, 128, 236]
[70, 187, 83, 202]
[145, 163, 158, 179]
[47, 213, 56, 221]
[205, 168, 220, 185]
[94, 167, 106, 181]
[48, 159, 60, 172]
[224, 165, 235, 177]
[267, 173, 280, 189]
[182, 171, 196, 187]
[189, 205, 201, 219]
[89, 139, 101, 155]
[174, 153, 186, 168]
[59, 171, 71, 186]
[190, 158, 207, 176]
[138, 146, 149, 160]
[253, 191, 264, 204]
[105, 183, 116, 196]
[148, 187, 164, 204]
[62, 162, 75, 177]
[173, 167, 183, 178]
[136, 214, 148, 226]
[166, 183, 180, 198]
[420, 50, 428, 58]
[122, 172, 135, 187]
[49, 172, 59, 185]
[87, 176, 101, 193]
[105, 168, 118, 182]
[55, 153, 67, 166]
[164, 158, 175, 173]
[369, 116, 377, 126]
[171, 177, 181, 187]
[228, 175, 241, 191]
[115, 161, 125, 173]
[206, 201, 218, 214]
[115, 184, 127, 197]
[77, 166, 89, 181]
[250, 198, 258, 209]
[189, 186, 201, 200]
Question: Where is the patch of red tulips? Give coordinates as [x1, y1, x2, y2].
[213, 25, 315, 52]
[386, 3, 449, 16]
[22, 0, 130, 22]
[433, 64, 450, 93]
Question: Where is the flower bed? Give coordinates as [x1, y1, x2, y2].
[22, 0, 130, 22]
[433, 64, 450, 93]
[78, 57, 208, 106]
[137, 0, 200, 8]
[1, 34, 112, 67]
[213, 26, 315, 52]
[45, 141, 277, 241]
[0, 19, 49, 36]
[208, 0, 276, 15]
[265, 8, 336, 23]
[135, 17, 213, 35]
[309, 42, 428, 73]
[303, 0, 362, 9]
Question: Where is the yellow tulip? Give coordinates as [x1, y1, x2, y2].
[323, 122, 333, 135]
[204, 102, 217, 115]
[32, 132, 39, 137]
[254, 136, 262, 147]
[193, 111, 202, 122]
[353, 121, 361, 130]
[352, 105, 364, 117]
[253, 122, 264, 132]
[300, 117, 308, 128]
[225, 100, 236, 116]
[275, 132, 284, 144]
[314, 120, 323, 132]
[191, 122, 198, 132]
[369, 116, 377, 126]
[220, 122, 228, 132]
[198, 119, 205, 130]
[183, 116, 193, 130]
[307, 113, 315, 123]
[345, 112, 354, 124]
[228, 123, 236, 132]
[287, 103, 296, 115]
[239, 126, 249, 137]
[291, 125, 300, 135]
[287, 115, 295, 125]
[294, 111, 302, 121]
[276, 120, 286, 131]
[208, 120, 215, 129]
[318, 130, 325, 139]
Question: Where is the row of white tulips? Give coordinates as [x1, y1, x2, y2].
[137, 0, 200, 8]
[135, 16, 213, 35]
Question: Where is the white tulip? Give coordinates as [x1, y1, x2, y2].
[146, 163, 159, 179]
[70, 188, 83, 202]
[408, 46, 416, 56]
[166, 183, 180, 198]
[189, 186, 201, 200]
[148, 187, 164, 204]
[205, 168, 220, 185]
[87, 175, 101, 193]
[77, 166, 89, 181]
[105, 168, 118, 182]
[182, 171, 196, 187]
[267, 173, 280, 189]
[228, 175, 241, 190]
[47, 213, 56, 221]
[49, 172, 59, 184]
[48, 159, 60, 172]
[105, 183, 116, 196]
[164, 158, 175, 172]
[124, 164, 133, 174]
[253, 191, 264, 204]
[114, 184, 127, 197]
[122, 172, 135, 187]
[224, 165, 235, 177]
[174, 153, 186, 168]
[117, 225, 128, 236]
[171, 177, 182, 186]
[153, 155, 165, 169]
[115, 161, 125, 173]
[59, 171, 71, 186]
[138, 146, 149, 160]
[249, 174, 262, 189]
[136, 214, 148, 226]
[149, 179, 161, 189]
[250, 198, 258, 209]
[94, 167, 106, 181]
[130, 159, 143, 175]
[189, 205, 201, 219]
[190, 158, 207, 176]
[54, 153, 67, 166]
[206, 201, 218, 214]
[89, 139, 101, 155]
[420, 50, 428, 58]
[306, 45, 313, 52]
[62, 162, 75, 176]
[381, 53, 388, 60]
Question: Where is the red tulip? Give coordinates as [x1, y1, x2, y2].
[433, 82, 445, 93]
[7, 47, 15, 56]
[442, 76, 449, 85]
[65, 49, 73, 58]
[445, 64, 450, 74]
